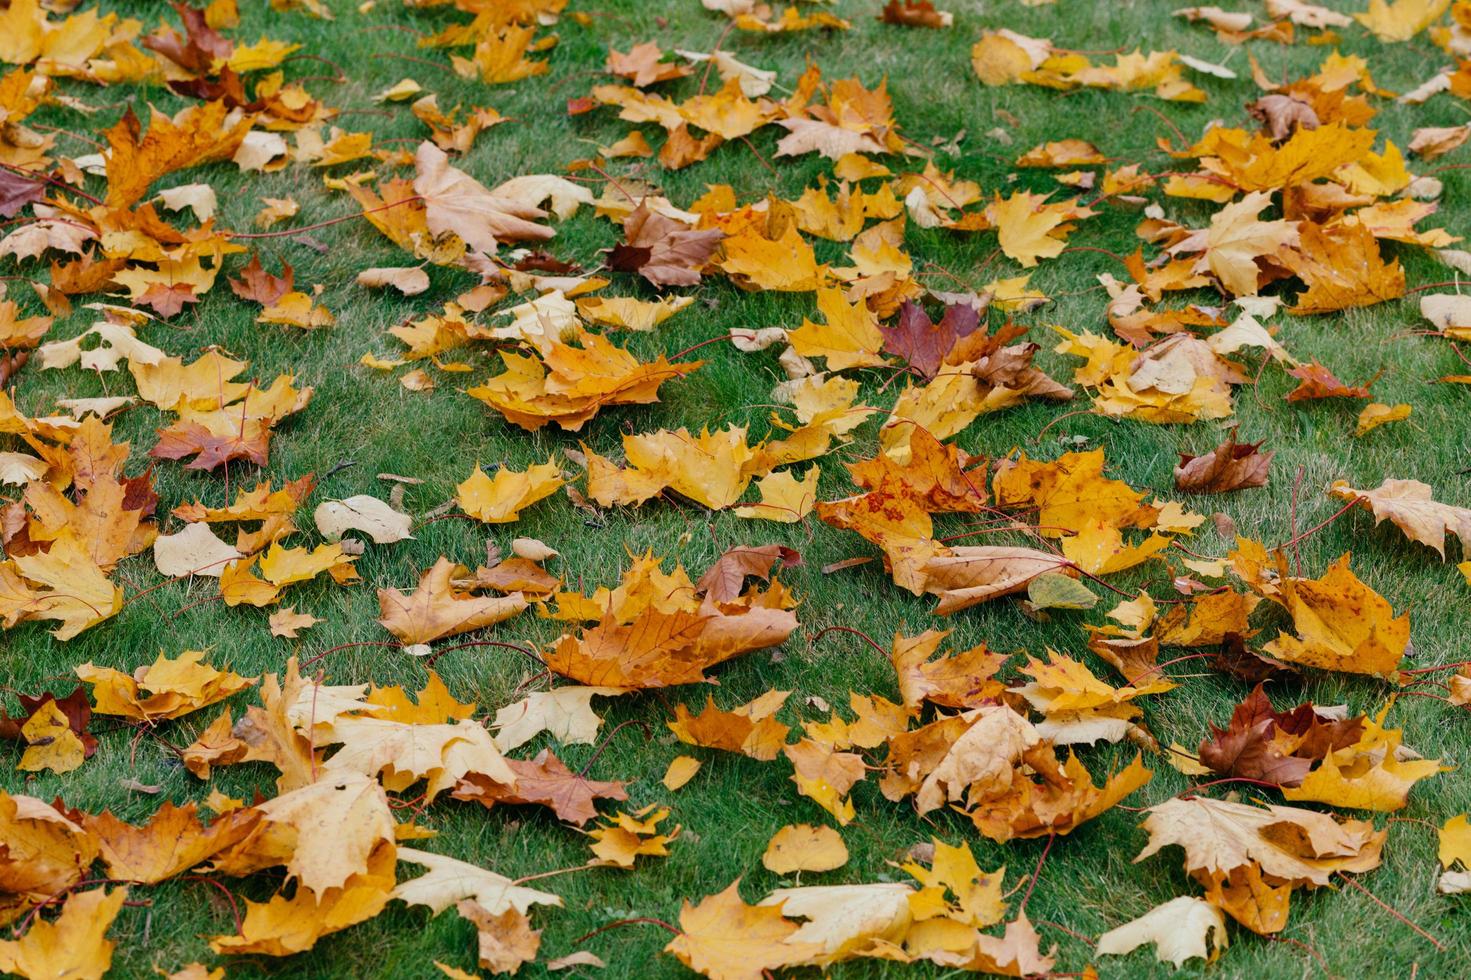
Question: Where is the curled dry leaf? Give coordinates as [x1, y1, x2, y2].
[1174, 430, 1273, 494]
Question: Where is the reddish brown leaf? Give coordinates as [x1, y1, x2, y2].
[694, 544, 801, 602]
[136, 282, 198, 318]
[879, 0, 952, 28]
[453, 749, 628, 826]
[1286, 361, 1374, 402]
[607, 204, 724, 288]
[229, 254, 294, 306]
[1174, 430, 1274, 494]
[0, 167, 44, 218]
[142, 1, 234, 75]
[1199, 684, 1361, 787]
[879, 300, 982, 379]
[0, 686, 98, 757]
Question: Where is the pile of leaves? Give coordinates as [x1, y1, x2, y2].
[3, 0, 1471, 976]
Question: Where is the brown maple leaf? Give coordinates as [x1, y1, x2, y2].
[0, 168, 43, 219]
[606, 42, 693, 87]
[136, 282, 198, 318]
[453, 749, 628, 826]
[1285, 361, 1374, 401]
[143, 2, 234, 75]
[607, 204, 724, 288]
[50, 252, 124, 295]
[229, 254, 294, 306]
[694, 544, 801, 602]
[1199, 684, 1362, 787]
[1174, 429, 1274, 494]
[1211, 634, 1296, 685]
[880, 299, 982, 379]
[151, 418, 272, 471]
[1247, 93, 1320, 141]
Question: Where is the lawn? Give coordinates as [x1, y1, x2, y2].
[4, 0, 1471, 977]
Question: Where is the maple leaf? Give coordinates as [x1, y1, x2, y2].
[758, 882, 915, 965]
[0, 790, 101, 908]
[787, 286, 887, 370]
[1, 530, 124, 639]
[1354, 0, 1450, 41]
[1136, 796, 1385, 933]
[0, 686, 97, 760]
[0, 887, 128, 980]
[1198, 684, 1363, 787]
[607, 203, 724, 287]
[663, 880, 824, 980]
[695, 543, 801, 601]
[988, 191, 1094, 267]
[879, 299, 981, 379]
[490, 685, 623, 752]
[762, 824, 849, 874]
[17, 700, 85, 774]
[1194, 190, 1299, 297]
[1286, 221, 1405, 314]
[1174, 429, 1273, 493]
[322, 714, 516, 802]
[587, 804, 681, 868]
[880, 0, 954, 28]
[468, 329, 700, 432]
[1285, 360, 1373, 401]
[377, 557, 529, 646]
[899, 837, 1007, 928]
[84, 801, 256, 884]
[1262, 554, 1409, 677]
[1330, 478, 1471, 558]
[460, 901, 541, 974]
[143, 1, 233, 74]
[1281, 705, 1445, 810]
[235, 772, 396, 894]
[669, 690, 791, 760]
[0, 167, 43, 219]
[453, 748, 627, 826]
[181, 709, 247, 779]
[413, 141, 555, 257]
[607, 42, 693, 87]
[1096, 896, 1229, 967]
[209, 844, 397, 957]
[890, 629, 1007, 712]
[103, 102, 251, 209]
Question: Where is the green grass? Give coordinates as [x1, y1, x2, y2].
[5, 0, 1471, 976]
